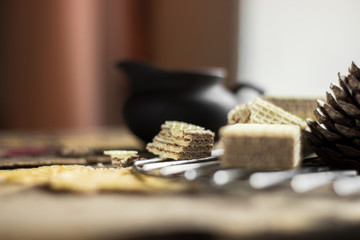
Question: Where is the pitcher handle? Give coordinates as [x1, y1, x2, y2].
[230, 82, 265, 95]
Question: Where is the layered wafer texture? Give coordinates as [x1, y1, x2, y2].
[228, 97, 307, 129]
[263, 96, 320, 120]
[248, 98, 307, 129]
[227, 104, 250, 125]
[146, 121, 215, 160]
[220, 124, 301, 170]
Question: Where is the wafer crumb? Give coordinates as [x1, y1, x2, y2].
[103, 150, 139, 167]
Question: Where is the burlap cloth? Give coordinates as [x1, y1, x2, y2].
[1, 128, 360, 240]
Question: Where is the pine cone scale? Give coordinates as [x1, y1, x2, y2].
[338, 75, 352, 96]
[313, 109, 327, 123]
[303, 130, 323, 146]
[313, 110, 339, 134]
[353, 139, 360, 148]
[353, 93, 360, 106]
[347, 75, 360, 93]
[330, 83, 351, 102]
[319, 147, 344, 158]
[317, 125, 342, 141]
[350, 62, 360, 78]
[337, 100, 360, 117]
[334, 124, 360, 138]
[320, 101, 353, 127]
[336, 144, 360, 158]
[326, 92, 346, 114]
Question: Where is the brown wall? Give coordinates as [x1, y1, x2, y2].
[0, 0, 239, 131]
[0, 0, 148, 130]
[149, 0, 240, 87]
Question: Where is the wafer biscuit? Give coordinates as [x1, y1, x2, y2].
[103, 150, 139, 167]
[146, 121, 215, 160]
[220, 124, 301, 170]
[248, 98, 307, 129]
[227, 104, 250, 124]
[263, 96, 320, 120]
[146, 144, 212, 160]
[160, 121, 214, 139]
[228, 98, 307, 129]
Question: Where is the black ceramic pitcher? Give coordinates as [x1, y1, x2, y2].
[116, 61, 263, 142]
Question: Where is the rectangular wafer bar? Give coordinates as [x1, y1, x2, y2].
[220, 124, 301, 170]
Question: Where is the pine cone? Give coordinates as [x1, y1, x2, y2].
[305, 62, 360, 169]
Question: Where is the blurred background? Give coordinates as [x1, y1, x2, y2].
[1, 0, 360, 131]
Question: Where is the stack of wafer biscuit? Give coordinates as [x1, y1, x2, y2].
[227, 97, 312, 158]
[228, 97, 307, 129]
[146, 121, 215, 160]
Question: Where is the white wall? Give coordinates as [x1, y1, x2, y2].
[238, 0, 360, 97]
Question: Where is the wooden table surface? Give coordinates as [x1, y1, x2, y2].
[1, 128, 360, 240]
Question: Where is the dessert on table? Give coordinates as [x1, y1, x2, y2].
[146, 121, 215, 160]
[103, 150, 139, 167]
[220, 123, 301, 170]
